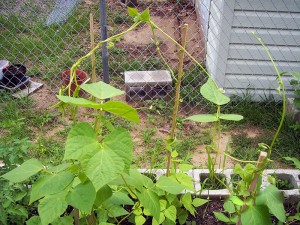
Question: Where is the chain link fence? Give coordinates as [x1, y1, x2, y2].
[0, 0, 299, 113]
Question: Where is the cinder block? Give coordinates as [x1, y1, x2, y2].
[193, 169, 230, 199]
[124, 70, 172, 101]
[263, 169, 300, 202]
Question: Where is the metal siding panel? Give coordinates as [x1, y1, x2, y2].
[224, 74, 294, 90]
[233, 11, 300, 30]
[234, 0, 300, 12]
[230, 28, 300, 46]
[226, 60, 300, 74]
[224, 89, 293, 101]
[228, 45, 300, 61]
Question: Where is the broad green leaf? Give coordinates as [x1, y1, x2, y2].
[223, 200, 236, 213]
[56, 95, 102, 109]
[177, 209, 188, 225]
[152, 212, 165, 225]
[160, 199, 167, 211]
[181, 193, 195, 216]
[108, 191, 134, 205]
[64, 122, 99, 160]
[81, 81, 124, 99]
[99, 223, 115, 225]
[241, 205, 272, 225]
[98, 208, 109, 223]
[243, 164, 256, 183]
[136, 189, 160, 221]
[230, 196, 244, 206]
[200, 78, 230, 105]
[105, 205, 128, 217]
[121, 169, 154, 191]
[291, 71, 300, 79]
[135, 215, 146, 225]
[38, 192, 68, 225]
[283, 157, 300, 169]
[26, 216, 41, 225]
[52, 216, 73, 225]
[94, 185, 112, 207]
[163, 218, 175, 225]
[214, 212, 230, 223]
[288, 213, 300, 221]
[164, 205, 177, 223]
[81, 129, 132, 191]
[102, 101, 139, 123]
[102, 128, 133, 173]
[156, 176, 185, 195]
[66, 181, 96, 214]
[84, 147, 125, 191]
[47, 163, 72, 173]
[256, 184, 286, 222]
[219, 114, 243, 121]
[184, 114, 218, 122]
[140, 8, 150, 22]
[1, 159, 43, 183]
[128, 7, 139, 17]
[234, 164, 243, 176]
[133, 207, 143, 215]
[175, 173, 194, 191]
[178, 164, 193, 172]
[30, 172, 74, 204]
[192, 198, 208, 207]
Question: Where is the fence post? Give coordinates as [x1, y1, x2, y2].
[100, 0, 109, 84]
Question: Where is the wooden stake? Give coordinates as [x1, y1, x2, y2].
[90, 13, 96, 83]
[236, 151, 267, 225]
[166, 23, 188, 176]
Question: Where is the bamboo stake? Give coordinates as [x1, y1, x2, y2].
[166, 23, 188, 176]
[90, 13, 96, 83]
[236, 151, 267, 225]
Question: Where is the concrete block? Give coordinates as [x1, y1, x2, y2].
[124, 70, 172, 101]
[193, 169, 230, 199]
[263, 169, 300, 202]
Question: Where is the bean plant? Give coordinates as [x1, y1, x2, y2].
[289, 72, 300, 109]
[0, 7, 293, 225]
[1, 8, 208, 225]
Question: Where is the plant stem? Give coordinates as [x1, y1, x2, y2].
[254, 34, 286, 159]
[90, 13, 96, 84]
[150, 25, 175, 80]
[65, 21, 142, 95]
[150, 21, 210, 79]
[166, 23, 188, 176]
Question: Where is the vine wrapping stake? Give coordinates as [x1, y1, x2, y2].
[237, 151, 267, 225]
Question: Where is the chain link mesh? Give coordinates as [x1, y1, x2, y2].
[0, 0, 299, 112]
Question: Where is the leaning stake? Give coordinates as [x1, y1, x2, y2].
[166, 23, 188, 176]
[236, 151, 267, 225]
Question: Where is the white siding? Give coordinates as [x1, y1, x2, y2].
[205, 0, 300, 100]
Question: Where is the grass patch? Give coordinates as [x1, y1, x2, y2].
[227, 96, 300, 162]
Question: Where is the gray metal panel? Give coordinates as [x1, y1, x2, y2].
[228, 45, 300, 61]
[224, 74, 294, 90]
[233, 11, 300, 30]
[226, 60, 300, 74]
[231, 28, 300, 46]
[206, 0, 236, 87]
[224, 89, 292, 101]
[235, 0, 300, 12]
